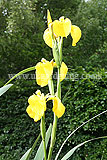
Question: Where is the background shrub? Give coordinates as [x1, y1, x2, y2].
[0, 0, 107, 159]
[0, 68, 107, 160]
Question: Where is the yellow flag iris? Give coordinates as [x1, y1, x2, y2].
[26, 90, 46, 122]
[35, 58, 53, 87]
[43, 10, 81, 48]
[36, 59, 68, 87]
[26, 90, 65, 121]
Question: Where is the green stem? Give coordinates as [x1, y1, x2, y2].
[57, 67, 61, 98]
[47, 114, 57, 160]
[48, 77, 54, 95]
[59, 37, 63, 63]
[48, 68, 61, 160]
[41, 115, 47, 160]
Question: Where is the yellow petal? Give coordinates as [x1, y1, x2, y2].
[26, 104, 45, 122]
[26, 92, 46, 122]
[60, 62, 68, 81]
[28, 94, 39, 106]
[35, 61, 53, 87]
[71, 25, 81, 46]
[52, 97, 65, 118]
[47, 96, 65, 118]
[43, 28, 52, 48]
[53, 18, 71, 37]
[26, 105, 35, 119]
[47, 10, 52, 27]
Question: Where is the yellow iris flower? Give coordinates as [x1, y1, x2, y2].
[35, 59, 68, 87]
[26, 90, 65, 122]
[43, 10, 81, 48]
[26, 90, 46, 122]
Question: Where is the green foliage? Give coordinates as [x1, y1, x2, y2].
[0, 0, 107, 159]
[0, 0, 106, 78]
[0, 84, 13, 96]
[0, 0, 49, 78]
[0, 68, 107, 160]
[63, 0, 107, 68]
[56, 67, 107, 159]
[60, 136, 107, 160]
[0, 80, 39, 160]
[86, 42, 107, 70]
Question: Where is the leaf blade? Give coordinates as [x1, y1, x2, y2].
[20, 149, 31, 160]
[0, 84, 13, 96]
[55, 110, 107, 160]
[34, 123, 52, 160]
[20, 134, 40, 160]
[61, 136, 107, 160]
[5, 66, 35, 86]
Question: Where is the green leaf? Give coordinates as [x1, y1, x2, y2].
[5, 66, 35, 86]
[62, 85, 71, 103]
[34, 123, 52, 160]
[20, 149, 31, 160]
[55, 110, 107, 160]
[20, 134, 40, 160]
[61, 136, 107, 160]
[0, 84, 13, 96]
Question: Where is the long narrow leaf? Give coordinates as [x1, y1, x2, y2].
[26, 134, 41, 160]
[34, 123, 52, 160]
[20, 149, 31, 160]
[5, 66, 35, 86]
[0, 84, 13, 96]
[55, 110, 107, 160]
[20, 134, 40, 160]
[62, 85, 71, 103]
[61, 136, 107, 160]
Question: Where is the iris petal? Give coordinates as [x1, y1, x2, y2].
[71, 25, 81, 46]
[60, 62, 68, 81]
[47, 10, 52, 27]
[35, 61, 53, 87]
[53, 18, 71, 37]
[52, 97, 65, 118]
[48, 96, 65, 118]
[43, 28, 52, 48]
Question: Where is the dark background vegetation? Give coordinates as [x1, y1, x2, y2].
[0, 0, 107, 159]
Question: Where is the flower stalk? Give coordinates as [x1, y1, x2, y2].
[48, 76, 57, 160]
[48, 66, 61, 160]
[48, 77, 54, 95]
[48, 114, 58, 160]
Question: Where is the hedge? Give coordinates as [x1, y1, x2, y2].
[0, 67, 107, 160]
